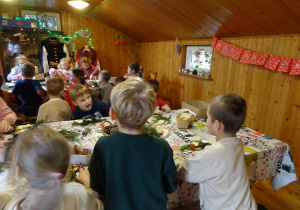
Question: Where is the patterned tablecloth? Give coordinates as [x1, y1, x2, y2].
[0, 109, 297, 208]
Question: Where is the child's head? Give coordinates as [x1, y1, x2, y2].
[9, 126, 71, 209]
[113, 77, 126, 86]
[46, 77, 65, 97]
[15, 54, 27, 67]
[147, 79, 160, 93]
[80, 57, 92, 69]
[207, 94, 246, 135]
[110, 77, 156, 129]
[21, 62, 35, 78]
[98, 70, 111, 83]
[70, 68, 85, 85]
[127, 62, 143, 77]
[58, 58, 74, 70]
[69, 84, 92, 111]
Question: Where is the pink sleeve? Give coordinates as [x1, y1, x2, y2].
[0, 97, 17, 124]
[92, 66, 100, 75]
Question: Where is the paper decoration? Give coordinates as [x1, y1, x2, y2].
[228, 46, 244, 60]
[240, 50, 252, 63]
[278, 58, 293, 72]
[214, 40, 224, 52]
[290, 59, 300, 75]
[220, 43, 231, 56]
[264, 55, 281, 71]
[211, 37, 218, 49]
[249, 52, 260, 65]
[256, 53, 269, 66]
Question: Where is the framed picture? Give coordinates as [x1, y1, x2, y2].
[20, 9, 61, 31]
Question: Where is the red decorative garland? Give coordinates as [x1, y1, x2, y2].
[211, 37, 297, 75]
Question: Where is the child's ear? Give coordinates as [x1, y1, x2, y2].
[72, 101, 78, 106]
[59, 90, 64, 96]
[109, 107, 117, 120]
[214, 120, 222, 131]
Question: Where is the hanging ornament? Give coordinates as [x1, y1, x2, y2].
[174, 38, 180, 55]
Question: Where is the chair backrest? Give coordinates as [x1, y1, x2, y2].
[143, 71, 157, 80]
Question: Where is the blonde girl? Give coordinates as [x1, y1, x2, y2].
[7, 54, 27, 81]
[1, 126, 103, 210]
[49, 58, 74, 81]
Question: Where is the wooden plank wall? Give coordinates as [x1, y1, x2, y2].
[139, 36, 300, 177]
[0, 6, 140, 77]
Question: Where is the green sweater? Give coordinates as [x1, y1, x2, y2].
[89, 132, 178, 210]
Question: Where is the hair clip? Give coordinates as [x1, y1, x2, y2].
[50, 172, 63, 183]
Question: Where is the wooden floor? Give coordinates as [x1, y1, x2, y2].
[172, 179, 300, 210]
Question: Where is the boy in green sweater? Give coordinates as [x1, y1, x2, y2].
[77, 77, 178, 210]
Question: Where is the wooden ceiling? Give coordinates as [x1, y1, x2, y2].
[1, 0, 300, 42]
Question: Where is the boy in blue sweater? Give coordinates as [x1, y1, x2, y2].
[12, 62, 45, 116]
[69, 84, 109, 119]
[77, 77, 178, 210]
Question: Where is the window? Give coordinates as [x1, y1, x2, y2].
[185, 46, 212, 72]
[20, 10, 61, 31]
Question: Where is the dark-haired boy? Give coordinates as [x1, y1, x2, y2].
[36, 77, 71, 123]
[172, 94, 257, 210]
[147, 79, 171, 114]
[12, 62, 45, 116]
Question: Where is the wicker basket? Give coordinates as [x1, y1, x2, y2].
[101, 121, 112, 136]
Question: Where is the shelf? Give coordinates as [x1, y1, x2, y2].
[178, 72, 212, 80]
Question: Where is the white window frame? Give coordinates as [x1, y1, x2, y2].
[185, 46, 212, 72]
[20, 9, 61, 31]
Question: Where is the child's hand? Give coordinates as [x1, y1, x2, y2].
[162, 104, 171, 113]
[0, 120, 13, 133]
[154, 110, 163, 115]
[76, 166, 90, 189]
[89, 74, 94, 80]
[171, 145, 181, 151]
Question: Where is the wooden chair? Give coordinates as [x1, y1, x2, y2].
[143, 71, 157, 80]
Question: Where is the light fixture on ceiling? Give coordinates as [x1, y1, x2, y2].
[68, 0, 89, 9]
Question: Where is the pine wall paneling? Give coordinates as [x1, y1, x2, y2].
[140, 35, 300, 178]
[0, 6, 140, 78]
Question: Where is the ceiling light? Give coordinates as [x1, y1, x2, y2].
[68, 1, 89, 9]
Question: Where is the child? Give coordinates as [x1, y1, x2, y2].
[147, 79, 171, 114]
[64, 68, 90, 111]
[113, 77, 126, 86]
[172, 94, 257, 210]
[79, 57, 99, 79]
[83, 77, 178, 209]
[98, 70, 112, 106]
[0, 97, 17, 133]
[1, 126, 103, 210]
[124, 62, 143, 78]
[69, 84, 109, 119]
[7, 54, 27, 81]
[37, 77, 71, 123]
[0, 73, 21, 113]
[49, 58, 74, 81]
[12, 62, 45, 117]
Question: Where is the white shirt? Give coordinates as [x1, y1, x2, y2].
[173, 137, 257, 210]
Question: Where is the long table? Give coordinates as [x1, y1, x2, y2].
[0, 109, 297, 208]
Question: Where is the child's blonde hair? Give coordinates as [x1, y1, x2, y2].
[46, 77, 65, 96]
[99, 70, 111, 82]
[80, 57, 92, 65]
[111, 77, 156, 129]
[8, 126, 71, 210]
[69, 84, 90, 102]
[57, 58, 74, 69]
[15, 54, 27, 66]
